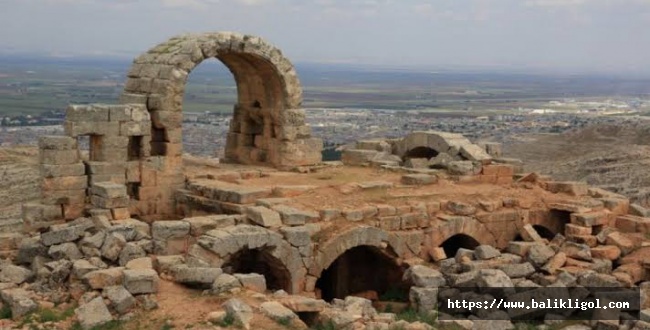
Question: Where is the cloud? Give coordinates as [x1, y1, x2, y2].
[524, 0, 589, 6]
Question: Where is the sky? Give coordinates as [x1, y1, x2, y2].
[1, 0, 650, 74]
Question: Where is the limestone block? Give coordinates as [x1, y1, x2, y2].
[95, 147, 128, 162]
[22, 203, 63, 224]
[120, 121, 151, 136]
[86, 163, 126, 178]
[152, 221, 190, 240]
[42, 189, 86, 205]
[404, 265, 446, 288]
[48, 242, 83, 260]
[67, 104, 110, 122]
[0, 289, 38, 319]
[150, 111, 183, 129]
[40, 163, 86, 178]
[39, 149, 80, 165]
[91, 195, 129, 209]
[91, 182, 128, 198]
[274, 125, 311, 141]
[341, 149, 378, 166]
[102, 285, 136, 315]
[64, 121, 119, 137]
[171, 265, 222, 287]
[234, 273, 267, 292]
[123, 269, 160, 294]
[89, 174, 126, 186]
[273, 205, 319, 226]
[271, 138, 323, 167]
[277, 108, 306, 126]
[38, 136, 78, 150]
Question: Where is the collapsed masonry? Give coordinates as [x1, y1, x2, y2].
[7, 31, 650, 329]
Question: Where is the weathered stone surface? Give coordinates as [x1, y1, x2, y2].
[223, 298, 253, 329]
[101, 233, 127, 262]
[213, 273, 242, 294]
[527, 244, 555, 267]
[72, 259, 98, 279]
[83, 268, 124, 289]
[280, 226, 311, 247]
[75, 296, 114, 330]
[496, 262, 535, 278]
[103, 285, 136, 315]
[0, 264, 32, 284]
[123, 269, 160, 294]
[409, 287, 438, 314]
[474, 245, 500, 260]
[273, 205, 319, 226]
[151, 221, 190, 240]
[404, 265, 446, 288]
[401, 174, 437, 185]
[260, 301, 297, 322]
[0, 288, 38, 319]
[234, 273, 267, 292]
[49, 242, 83, 260]
[172, 265, 222, 287]
[245, 206, 282, 228]
[446, 201, 476, 216]
[90, 182, 127, 198]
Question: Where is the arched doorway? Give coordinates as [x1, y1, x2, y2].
[182, 58, 236, 157]
[439, 234, 480, 257]
[532, 225, 556, 240]
[315, 246, 410, 302]
[404, 146, 439, 160]
[222, 247, 292, 292]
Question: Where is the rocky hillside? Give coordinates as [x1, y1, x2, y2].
[0, 147, 40, 232]
[503, 120, 650, 206]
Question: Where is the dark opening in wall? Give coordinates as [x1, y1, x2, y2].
[222, 247, 291, 292]
[126, 182, 140, 199]
[315, 246, 410, 303]
[128, 136, 143, 161]
[404, 146, 439, 160]
[440, 234, 480, 258]
[533, 225, 556, 240]
[549, 210, 570, 234]
[151, 127, 167, 156]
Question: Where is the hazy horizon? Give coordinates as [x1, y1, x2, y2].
[1, 0, 650, 76]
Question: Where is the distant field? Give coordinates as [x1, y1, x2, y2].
[0, 56, 649, 116]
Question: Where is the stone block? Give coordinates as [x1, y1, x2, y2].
[64, 121, 119, 137]
[341, 149, 378, 166]
[102, 285, 136, 315]
[42, 176, 88, 191]
[401, 174, 437, 185]
[75, 296, 114, 330]
[86, 162, 126, 175]
[152, 221, 190, 240]
[83, 268, 125, 289]
[409, 287, 438, 314]
[41, 163, 86, 178]
[38, 136, 78, 150]
[546, 181, 589, 196]
[91, 182, 127, 198]
[67, 104, 110, 122]
[42, 189, 86, 205]
[1, 289, 38, 319]
[91, 195, 129, 209]
[171, 265, 222, 287]
[39, 149, 80, 165]
[123, 269, 160, 294]
[273, 205, 319, 226]
[234, 273, 267, 292]
[571, 212, 608, 227]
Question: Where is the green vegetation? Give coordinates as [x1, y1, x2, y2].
[395, 308, 437, 327]
[215, 312, 235, 327]
[0, 304, 12, 319]
[276, 316, 294, 327]
[70, 320, 125, 330]
[310, 320, 337, 330]
[379, 287, 409, 302]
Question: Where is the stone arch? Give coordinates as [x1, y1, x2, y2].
[528, 209, 567, 239]
[439, 233, 481, 257]
[309, 226, 410, 301]
[427, 216, 497, 259]
[120, 32, 322, 216]
[393, 131, 491, 162]
[191, 225, 304, 293]
[309, 226, 400, 277]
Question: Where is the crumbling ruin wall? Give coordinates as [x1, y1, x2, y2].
[22, 32, 323, 222]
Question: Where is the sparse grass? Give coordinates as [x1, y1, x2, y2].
[379, 288, 409, 302]
[310, 320, 337, 330]
[0, 304, 11, 319]
[70, 320, 125, 330]
[395, 308, 437, 327]
[276, 316, 293, 327]
[216, 312, 236, 328]
[161, 323, 175, 330]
